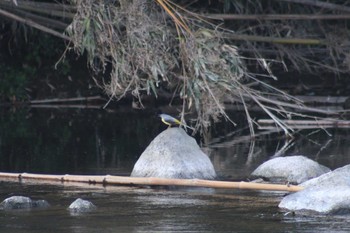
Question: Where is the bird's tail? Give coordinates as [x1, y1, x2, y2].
[181, 123, 195, 131]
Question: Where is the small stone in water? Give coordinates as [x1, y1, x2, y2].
[68, 198, 96, 213]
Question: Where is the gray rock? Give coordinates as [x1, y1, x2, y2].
[0, 196, 32, 210]
[68, 198, 96, 213]
[279, 186, 350, 214]
[279, 165, 350, 214]
[0, 196, 49, 210]
[32, 199, 50, 209]
[251, 155, 330, 184]
[301, 164, 350, 188]
[131, 128, 216, 179]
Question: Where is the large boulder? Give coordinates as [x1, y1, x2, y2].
[251, 155, 330, 184]
[0, 196, 50, 210]
[279, 165, 350, 214]
[131, 128, 216, 179]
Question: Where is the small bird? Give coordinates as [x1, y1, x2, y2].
[159, 113, 194, 130]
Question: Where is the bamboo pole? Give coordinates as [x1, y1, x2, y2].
[0, 0, 76, 17]
[11, 9, 69, 30]
[0, 8, 70, 41]
[0, 172, 303, 192]
[204, 14, 350, 21]
[29, 96, 105, 104]
[223, 33, 323, 45]
[258, 119, 350, 126]
[280, 0, 350, 14]
[294, 96, 347, 104]
[2, 0, 77, 12]
[30, 104, 103, 109]
[0, 3, 76, 19]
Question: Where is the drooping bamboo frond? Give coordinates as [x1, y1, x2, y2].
[64, 0, 349, 135]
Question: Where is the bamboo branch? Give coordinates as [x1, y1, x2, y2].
[223, 33, 323, 45]
[279, 0, 350, 13]
[0, 8, 71, 41]
[259, 124, 350, 130]
[294, 96, 348, 104]
[0, 172, 303, 192]
[0, 1, 75, 19]
[1, 0, 76, 13]
[29, 96, 105, 104]
[242, 92, 339, 115]
[204, 14, 350, 21]
[258, 119, 350, 128]
[11, 9, 69, 30]
[30, 104, 103, 109]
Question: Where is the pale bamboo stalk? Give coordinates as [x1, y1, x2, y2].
[241, 92, 338, 115]
[11, 9, 69, 30]
[0, 0, 76, 15]
[0, 3, 75, 19]
[258, 119, 350, 126]
[0, 172, 303, 192]
[259, 125, 350, 130]
[294, 96, 348, 104]
[204, 14, 350, 21]
[29, 96, 104, 104]
[30, 104, 103, 109]
[223, 33, 323, 45]
[0, 9, 70, 40]
[280, 0, 350, 13]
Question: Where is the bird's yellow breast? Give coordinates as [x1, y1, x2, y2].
[161, 118, 173, 126]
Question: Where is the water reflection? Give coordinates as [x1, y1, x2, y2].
[1, 107, 350, 232]
[0, 107, 160, 175]
[2, 107, 350, 177]
[206, 126, 350, 179]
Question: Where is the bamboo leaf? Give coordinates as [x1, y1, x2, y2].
[204, 71, 219, 82]
[148, 80, 158, 98]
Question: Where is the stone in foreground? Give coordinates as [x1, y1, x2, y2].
[68, 198, 96, 213]
[131, 128, 216, 179]
[251, 155, 330, 184]
[0, 196, 49, 210]
[279, 165, 350, 215]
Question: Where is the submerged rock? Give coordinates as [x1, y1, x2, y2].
[131, 128, 216, 179]
[68, 198, 96, 213]
[279, 165, 350, 215]
[0, 196, 31, 210]
[0, 196, 49, 210]
[251, 155, 330, 184]
[32, 199, 50, 209]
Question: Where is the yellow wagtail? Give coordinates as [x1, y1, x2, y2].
[159, 114, 194, 130]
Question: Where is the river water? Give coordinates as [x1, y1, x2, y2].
[1, 107, 350, 232]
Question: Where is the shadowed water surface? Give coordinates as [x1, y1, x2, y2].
[1, 107, 350, 232]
